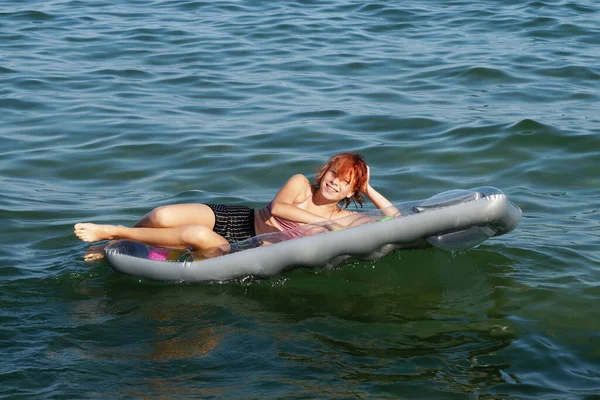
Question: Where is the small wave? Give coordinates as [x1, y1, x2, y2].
[88, 68, 152, 80]
[2, 9, 55, 22]
[537, 65, 600, 81]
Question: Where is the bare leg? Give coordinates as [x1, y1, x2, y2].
[75, 204, 227, 262]
[135, 204, 217, 228]
[74, 223, 228, 256]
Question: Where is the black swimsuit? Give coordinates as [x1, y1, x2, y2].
[206, 204, 256, 243]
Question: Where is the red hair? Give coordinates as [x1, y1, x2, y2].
[314, 152, 368, 208]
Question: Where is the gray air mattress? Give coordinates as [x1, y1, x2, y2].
[104, 187, 521, 283]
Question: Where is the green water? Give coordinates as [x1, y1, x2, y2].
[1, 0, 599, 398]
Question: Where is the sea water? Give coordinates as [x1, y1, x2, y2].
[1, 1, 599, 398]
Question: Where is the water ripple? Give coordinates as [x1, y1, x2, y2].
[1, 0, 600, 398]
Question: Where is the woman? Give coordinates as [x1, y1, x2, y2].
[74, 152, 398, 261]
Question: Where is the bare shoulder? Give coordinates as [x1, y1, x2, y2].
[287, 174, 311, 186]
[273, 174, 313, 203]
[284, 174, 312, 193]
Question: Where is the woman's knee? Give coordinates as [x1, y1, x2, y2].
[147, 206, 176, 227]
[180, 225, 228, 250]
[180, 225, 213, 246]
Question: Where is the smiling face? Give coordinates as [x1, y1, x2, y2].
[314, 152, 368, 208]
[320, 167, 356, 201]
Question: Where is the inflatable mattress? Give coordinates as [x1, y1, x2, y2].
[104, 187, 521, 282]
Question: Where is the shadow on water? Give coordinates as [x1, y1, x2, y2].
[43, 246, 528, 397]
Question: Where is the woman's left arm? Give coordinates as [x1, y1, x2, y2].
[361, 166, 401, 217]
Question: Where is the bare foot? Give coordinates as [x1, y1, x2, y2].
[74, 223, 117, 243]
[83, 244, 108, 263]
